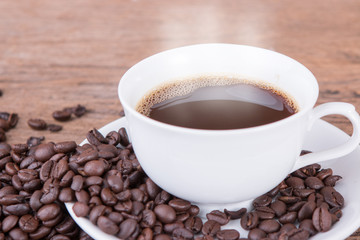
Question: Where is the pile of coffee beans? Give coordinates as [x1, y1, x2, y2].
[241, 153, 344, 240]
[0, 121, 345, 239]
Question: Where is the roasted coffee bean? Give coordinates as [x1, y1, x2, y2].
[71, 175, 84, 191]
[184, 216, 203, 233]
[84, 160, 105, 176]
[253, 194, 272, 207]
[72, 202, 90, 217]
[118, 127, 130, 147]
[100, 188, 117, 206]
[55, 216, 77, 234]
[114, 200, 133, 213]
[8, 228, 28, 240]
[206, 210, 229, 225]
[169, 198, 191, 213]
[287, 201, 306, 212]
[278, 196, 301, 204]
[248, 228, 266, 240]
[2, 215, 19, 232]
[37, 203, 61, 221]
[54, 141, 77, 154]
[320, 186, 344, 208]
[29, 225, 52, 239]
[141, 209, 156, 228]
[42, 212, 64, 228]
[305, 176, 324, 190]
[73, 104, 87, 117]
[22, 179, 41, 192]
[154, 204, 176, 224]
[216, 229, 240, 240]
[299, 219, 317, 236]
[76, 148, 99, 165]
[118, 219, 138, 239]
[202, 220, 221, 236]
[39, 161, 55, 182]
[18, 169, 38, 182]
[28, 118, 47, 130]
[258, 219, 280, 233]
[48, 124, 63, 132]
[60, 170, 75, 187]
[75, 189, 90, 204]
[163, 222, 184, 233]
[312, 204, 332, 232]
[12, 144, 28, 154]
[270, 200, 287, 217]
[40, 179, 60, 204]
[172, 227, 194, 240]
[5, 162, 19, 176]
[324, 175, 342, 187]
[189, 205, 200, 216]
[106, 131, 120, 146]
[20, 156, 35, 169]
[27, 136, 45, 147]
[298, 201, 316, 221]
[106, 175, 123, 193]
[89, 205, 107, 224]
[19, 214, 39, 233]
[34, 143, 55, 162]
[97, 216, 119, 235]
[0, 194, 25, 205]
[278, 211, 297, 224]
[286, 177, 305, 189]
[154, 234, 171, 240]
[241, 212, 259, 230]
[29, 190, 43, 211]
[5, 203, 30, 216]
[107, 212, 124, 225]
[52, 110, 72, 122]
[12, 175, 23, 191]
[254, 206, 275, 220]
[224, 208, 247, 220]
[316, 168, 333, 180]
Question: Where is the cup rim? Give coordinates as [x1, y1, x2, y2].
[118, 43, 319, 135]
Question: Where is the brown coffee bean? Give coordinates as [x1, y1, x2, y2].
[100, 188, 117, 206]
[316, 168, 333, 180]
[5, 203, 30, 216]
[55, 216, 77, 234]
[154, 204, 177, 224]
[163, 222, 184, 234]
[9, 228, 28, 240]
[286, 177, 305, 189]
[154, 234, 171, 240]
[279, 211, 297, 224]
[206, 210, 229, 225]
[224, 208, 247, 220]
[320, 186, 344, 208]
[305, 176, 324, 190]
[29, 225, 52, 239]
[34, 143, 55, 162]
[312, 204, 332, 232]
[27, 136, 45, 147]
[42, 212, 64, 228]
[254, 206, 275, 220]
[106, 175, 123, 193]
[107, 212, 124, 225]
[12, 144, 28, 154]
[240, 212, 259, 230]
[184, 216, 203, 233]
[248, 228, 266, 240]
[270, 200, 287, 217]
[75, 189, 90, 204]
[172, 227, 194, 240]
[202, 220, 221, 236]
[53, 159, 69, 179]
[52, 110, 72, 122]
[84, 160, 105, 176]
[324, 175, 342, 187]
[89, 205, 107, 224]
[71, 175, 84, 191]
[140, 209, 156, 228]
[5, 162, 19, 176]
[48, 124, 63, 132]
[298, 201, 317, 221]
[60, 170, 75, 187]
[299, 219, 317, 236]
[37, 203, 61, 221]
[118, 218, 138, 239]
[18, 169, 38, 182]
[253, 194, 272, 207]
[97, 216, 119, 235]
[54, 141, 77, 154]
[258, 219, 280, 233]
[2, 215, 19, 232]
[28, 119, 47, 130]
[216, 229, 240, 240]
[287, 201, 306, 212]
[119, 127, 130, 147]
[19, 214, 39, 233]
[169, 199, 191, 213]
[40, 179, 60, 204]
[72, 202, 90, 217]
[105, 131, 121, 146]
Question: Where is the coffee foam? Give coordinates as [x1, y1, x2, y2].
[136, 75, 299, 116]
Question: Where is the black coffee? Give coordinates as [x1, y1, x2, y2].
[137, 78, 298, 130]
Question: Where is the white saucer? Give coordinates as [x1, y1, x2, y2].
[65, 118, 360, 240]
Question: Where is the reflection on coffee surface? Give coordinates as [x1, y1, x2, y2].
[136, 77, 298, 130]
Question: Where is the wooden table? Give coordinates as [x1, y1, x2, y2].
[0, 0, 359, 238]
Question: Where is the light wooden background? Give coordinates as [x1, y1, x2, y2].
[0, 0, 359, 238]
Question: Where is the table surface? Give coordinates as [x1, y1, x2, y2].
[0, 0, 359, 239]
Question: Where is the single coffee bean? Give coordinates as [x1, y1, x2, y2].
[172, 227, 194, 240]
[202, 220, 221, 236]
[29, 190, 43, 211]
[89, 205, 107, 224]
[248, 228, 266, 240]
[287, 201, 306, 212]
[254, 206, 275, 220]
[154, 204, 177, 224]
[0, 194, 25, 205]
[53, 159, 69, 179]
[18, 169, 38, 182]
[216, 229, 240, 240]
[27, 119, 47, 130]
[169, 199, 191, 213]
[71, 175, 84, 191]
[118, 218, 138, 239]
[48, 124, 63, 132]
[60, 170, 75, 187]
[2, 215, 19, 232]
[12, 144, 28, 154]
[224, 208, 247, 220]
[107, 212, 124, 225]
[154, 234, 172, 240]
[270, 200, 287, 217]
[72, 202, 90, 217]
[8, 228, 28, 240]
[320, 186, 344, 208]
[42, 212, 64, 228]
[37, 203, 61, 221]
[52, 110, 72, 122]
[141, 209, 157, 228]
[312, 204, 332, 232]
[55, 216, 77, 234]
[34, 143, 55, 162]
[323, 175, 342, 187]
[305, 176, 324, 190]
[75, 189, 90, 204]
[299, 219, 317, 236]
[241, 212, 259, 230]
[19, 214, 39, 233]
[84, 160, 105, 176]
[97, 216, 119, 235]
[278, 211, 297, 224]
[184, 216, 203, 233]
[106, 175, 123, 193]
[286, 177, 305, 189]
[258, 219, 280, 233]
[100, 188, 117, 206]
[29, 225, 52, 239]
[206, 210, 230, 225]
[163, 222, 184, 234]
[27, 136, 45, 147]
[253, 195, 272, 207]
[298, 201, 317, 221]
[54, 141, 77, 154]
[316, 168, 333, 180]
[5, 203, 30, 216]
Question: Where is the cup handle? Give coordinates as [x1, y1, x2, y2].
[291, 102, 360, 171]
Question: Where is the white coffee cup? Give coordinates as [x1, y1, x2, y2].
[118, 44, 360, 205]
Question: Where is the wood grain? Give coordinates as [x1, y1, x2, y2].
[0, 0, 359, 238]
